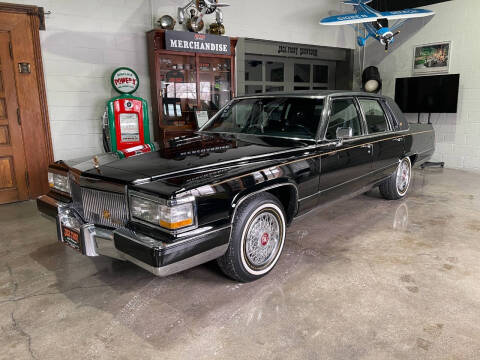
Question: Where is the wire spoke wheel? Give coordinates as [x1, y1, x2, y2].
[217, 193, 286, 282]
[245, 212, 280, 269]
[396, 158, 411, 195]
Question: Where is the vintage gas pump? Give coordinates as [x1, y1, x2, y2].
[103, 67, 156, 158]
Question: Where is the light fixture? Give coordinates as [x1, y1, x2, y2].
[362, 66, 382, 93]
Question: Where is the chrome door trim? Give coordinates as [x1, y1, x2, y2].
[298, 162, 397, 202]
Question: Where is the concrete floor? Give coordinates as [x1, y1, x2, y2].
[1, 168, 480, 360]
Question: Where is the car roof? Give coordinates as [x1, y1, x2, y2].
[235, 90, 385, 99]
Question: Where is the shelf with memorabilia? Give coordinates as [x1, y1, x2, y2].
[147, 29, 237, 148]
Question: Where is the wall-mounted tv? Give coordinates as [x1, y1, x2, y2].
[394, 74, 460, 113]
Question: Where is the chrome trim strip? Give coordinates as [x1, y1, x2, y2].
[114, 224, 231, 250]
[78, 176, 126, 193]
[212, 130, 431, 187]
[231, 183, 299, 209]
[234, 95, 326, 100]
[174, 224, 231, 242]
[80, 224, 99, 257]
[211, 130, 434, 187]
[118, 244, 228, 277]
[298, 162, 399, 202]
[200, 131, 319, 143]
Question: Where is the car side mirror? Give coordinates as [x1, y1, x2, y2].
[336, 127, 353, 139]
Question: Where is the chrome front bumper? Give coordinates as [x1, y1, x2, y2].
[37, 195, 230, 277]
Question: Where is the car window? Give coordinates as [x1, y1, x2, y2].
[201, 97, 324, 140]
[325, 98, 363, 140]
[359, 99, 389, 134]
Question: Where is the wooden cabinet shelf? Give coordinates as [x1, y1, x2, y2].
[147, 29, 237, 148]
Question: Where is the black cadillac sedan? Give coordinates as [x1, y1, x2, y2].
[38, 91, 435, 282]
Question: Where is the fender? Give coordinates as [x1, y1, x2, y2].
[230, 180, 299, 224]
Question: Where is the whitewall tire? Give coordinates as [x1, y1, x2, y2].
[380, 157, 412, 200]
[217, 193, 286, 282]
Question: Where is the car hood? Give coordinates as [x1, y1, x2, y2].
[74, 133, 314, 195]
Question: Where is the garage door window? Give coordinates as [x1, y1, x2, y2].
[359, 99, 389, 134]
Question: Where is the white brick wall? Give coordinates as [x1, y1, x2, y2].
[9, 0, 354, 161]
[377, 0, 480, 171]
[8, 0, 154, 161]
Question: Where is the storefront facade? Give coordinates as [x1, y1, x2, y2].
[236, 38, 354, 95]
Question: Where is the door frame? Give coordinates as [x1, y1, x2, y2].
[0, 3, 52, 199]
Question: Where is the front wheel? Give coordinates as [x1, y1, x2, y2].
[380, 157, 412, 200]
[217, 193, 286, 282]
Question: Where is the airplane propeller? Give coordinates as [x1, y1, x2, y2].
[382, 31, 400, 51]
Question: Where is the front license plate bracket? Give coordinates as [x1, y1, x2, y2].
[62, 225, 81, 252]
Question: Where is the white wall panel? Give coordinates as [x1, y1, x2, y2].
[377, 0, 480, 170]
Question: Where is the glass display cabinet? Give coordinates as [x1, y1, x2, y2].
[147, 30, 237, 147]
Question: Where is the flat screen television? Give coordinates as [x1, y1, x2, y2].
[394, 74, 459, 113]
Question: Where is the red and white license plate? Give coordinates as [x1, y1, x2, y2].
[62, 226, 81, 251]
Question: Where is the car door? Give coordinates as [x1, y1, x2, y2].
[318, 97, 374, 203]
[357, 97, 404, 182]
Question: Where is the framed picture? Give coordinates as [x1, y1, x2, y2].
[413, 41, 451, 75]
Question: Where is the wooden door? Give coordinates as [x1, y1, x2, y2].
[0, 32, 28, 203]
[0, 7, 52, 204]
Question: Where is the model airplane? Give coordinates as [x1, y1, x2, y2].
[320, 0, 434, 51]
[178, 0, 229, 27]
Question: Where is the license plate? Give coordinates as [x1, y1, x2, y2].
[62, 226, 81, 251]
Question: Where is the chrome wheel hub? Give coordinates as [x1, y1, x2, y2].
[245, 212, 280, 268]
[396, 160, 410, 194]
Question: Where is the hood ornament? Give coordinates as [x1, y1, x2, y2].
[92, 155, 100, 169]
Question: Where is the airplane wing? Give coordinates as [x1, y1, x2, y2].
[380, 8, 434, 21]
[389, 19, 408, 32]
[320, 13, 378, 25]
[321, 8, 434, 26]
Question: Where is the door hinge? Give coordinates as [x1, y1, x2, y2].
[8, 42, 13, 59]
[16, 108, 21, 125]
[25, 171, 30, 188]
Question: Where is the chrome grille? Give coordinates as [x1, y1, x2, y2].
[81, 187, 128, 228]
[69, 179, 84, 217]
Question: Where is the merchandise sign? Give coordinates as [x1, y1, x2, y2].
[165, 30, 231, 55]
[111, 67, 140, 94]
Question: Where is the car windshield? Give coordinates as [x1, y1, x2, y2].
[200, 97, 324, 140]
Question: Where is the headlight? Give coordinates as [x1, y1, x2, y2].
[48, 172, 70, 194]
[130, 193, 195, 231]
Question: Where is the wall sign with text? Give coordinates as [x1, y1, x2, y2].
[165, 30, 231, 55]
[111, 67, 140, 94]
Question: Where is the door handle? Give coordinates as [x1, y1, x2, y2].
[361, 143, 372, 154]
[393, 138, 403, 142]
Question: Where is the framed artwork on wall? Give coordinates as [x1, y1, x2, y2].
[413, 41, 451, 75]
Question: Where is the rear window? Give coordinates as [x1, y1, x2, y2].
[358, 99, 389, 134]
